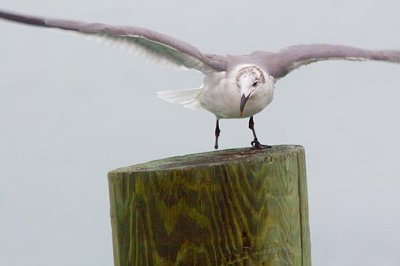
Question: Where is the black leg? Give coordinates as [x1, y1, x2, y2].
[214, 119, 221, 150]
[248, 116, 271, 149]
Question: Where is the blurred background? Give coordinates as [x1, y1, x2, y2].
[1, 0, 399, 265]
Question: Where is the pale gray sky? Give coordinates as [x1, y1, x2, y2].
[1, 1, 400, 265]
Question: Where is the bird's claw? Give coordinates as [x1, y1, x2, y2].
[251, 138, 271, 149]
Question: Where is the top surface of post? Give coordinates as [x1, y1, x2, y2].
[109, 145, 304, 173]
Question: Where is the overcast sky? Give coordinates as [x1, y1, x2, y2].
[1, 1, 400, 265]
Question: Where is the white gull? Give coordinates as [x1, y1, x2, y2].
[1, 9, 400, 149]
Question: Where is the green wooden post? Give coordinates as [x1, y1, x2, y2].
[108, 145, 311, 266]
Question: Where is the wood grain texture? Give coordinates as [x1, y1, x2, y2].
[108, 145, 311, 266]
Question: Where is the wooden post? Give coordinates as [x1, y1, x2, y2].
[108, 145, 311, 266]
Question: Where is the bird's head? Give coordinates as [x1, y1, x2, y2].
[236, 65, 267, 116]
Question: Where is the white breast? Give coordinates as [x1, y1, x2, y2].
[198, 71, 275, 119]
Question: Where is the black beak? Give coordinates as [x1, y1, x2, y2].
[240, 94, 250, 117]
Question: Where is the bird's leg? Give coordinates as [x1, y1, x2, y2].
[248, 116, 271, 149]
[214, 119, 221, 149]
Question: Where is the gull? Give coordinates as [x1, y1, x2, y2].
[1, 9, 400, 149]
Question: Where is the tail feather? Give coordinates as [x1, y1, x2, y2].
[157, 88, 203, 109]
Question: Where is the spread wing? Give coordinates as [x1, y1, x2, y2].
[262, 44, 400, 79]
[0, 9, 227, 74]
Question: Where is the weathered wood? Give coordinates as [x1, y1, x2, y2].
[108, 145, 311, 266]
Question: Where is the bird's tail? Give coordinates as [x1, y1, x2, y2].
[157, 87, 203, 109]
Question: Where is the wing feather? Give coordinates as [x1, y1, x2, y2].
[263, 44, 400, 78]
[0, 9, 227, 73]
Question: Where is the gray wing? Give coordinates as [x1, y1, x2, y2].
[0, 9, 227, 73]
[262, 44, 400, 79]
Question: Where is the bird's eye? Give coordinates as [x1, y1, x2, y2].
[252, 80, 259, 87]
